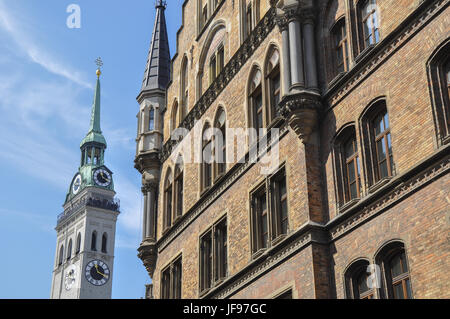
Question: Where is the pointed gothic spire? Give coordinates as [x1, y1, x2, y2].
[81, 68, 107, 148]
[140, 1, 171, 94]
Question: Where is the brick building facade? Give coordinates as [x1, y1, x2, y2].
[135, 0, 450, 299]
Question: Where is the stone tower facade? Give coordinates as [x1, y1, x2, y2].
[136, 0, 450, 299]
[51, 69, 120, 299]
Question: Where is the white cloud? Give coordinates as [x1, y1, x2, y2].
[0, 0, 92, 89]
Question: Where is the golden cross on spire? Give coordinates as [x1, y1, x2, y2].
[95, 57, 103, 78]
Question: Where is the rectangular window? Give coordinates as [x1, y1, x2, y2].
[217, 45, 224, 75]
[246, 5, 253, 37]
[268, 69, 280, 121]
[200, 217, 228, 293]
[161, 256, 182, 299]
[252, 90, 264, 130]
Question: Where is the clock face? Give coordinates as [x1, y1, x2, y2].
[64, 265, 78, 291]
[72, 174, 82, 195]
[85, 260, 110, 286]
[94, 169, 111, 187]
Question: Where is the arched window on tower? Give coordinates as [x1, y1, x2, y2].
[174, 157, 184, 220]
[91, 231, 97, 251]
[75, 233, 81, 255]
[67, 239, 72, 261]
[265, 47, 280, 124]
[101, 233, 107, 253]
[58, 245, 64, 266]
[164, 169, 173, 230]
[148, 108, 155, 131]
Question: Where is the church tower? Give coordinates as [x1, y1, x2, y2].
[135, 0, 171, 299]
[50, 65, 120, 299]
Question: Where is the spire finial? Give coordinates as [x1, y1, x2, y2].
[95, 57, 103, 78]
[156, 0, 167, 8]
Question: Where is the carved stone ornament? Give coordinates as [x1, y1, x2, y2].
[278, 92, 322, 143]
[138, 239, 158, 278]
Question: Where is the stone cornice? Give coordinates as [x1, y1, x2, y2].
[160, 8, 277, 162]
[324, 0, 449, 110]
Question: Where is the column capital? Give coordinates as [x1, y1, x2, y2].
[300, 8, 316, 25]
[275, 14, 289, 31]
[142, 182, 158, 193]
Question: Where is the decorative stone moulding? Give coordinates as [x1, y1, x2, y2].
[278, 91, 322, 143]
[138, 239, 158, 278]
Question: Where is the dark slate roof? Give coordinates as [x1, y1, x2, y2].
[140, 1, 171, 93]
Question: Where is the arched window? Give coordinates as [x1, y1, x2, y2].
[91, 231, 97, 251]
[58, 245, 64, 266]
[67, 239, 72, 261]
[174, 157, 184, 220]
[427, 40, 450, 145]
[265, 47, 280, 123]
[333, 125, 362, 208]
[181, 57, 189, 119]
[75, 233, 81, 255]
[214, 108, 226, 179]
[164, 169, 173, 230]
[101, 233, 107, 253]
[202, 123, 213, 191]
[345, 260, 374, 299]
[358, 0, 380, 49]
[248, 68, 263, 133]
[148, 108, 155, 131]
[376, 242, 412, 299]
[360, 99, 395, 187]
[331, 19, 349, 75]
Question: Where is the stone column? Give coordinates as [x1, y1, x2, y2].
[277, 15, 291, 95]
[142, 187, 148, 240]
[302, 10, 318, 90]
[287, 10, 305, 91]
[146, 186, 156, 239]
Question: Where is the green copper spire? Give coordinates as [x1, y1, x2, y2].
[80, 68, 107, 148]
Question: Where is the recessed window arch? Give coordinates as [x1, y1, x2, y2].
[427, 38, 450, 145]
[213, 107, 227, 180]
[264, 46, 281, 124]
[101, 232, 108, 253]
[201, 122, 213, 191]
[360, 98, 395, 188]
[248, 66, 264, 137]
[181, 56, 189, 120]
[67, 239, 72, 260]
[345, 259, 375, 299]
[333, 124, 362, 208]
[91, 230, 97, 251]
[198, 22, 227, 98]
[58, 244, 64, 266]
[375, 241, 413, 299]
[163, 168, 173, 230]
[358, 0, 380, 50]
[75, 233, 82, 255]
[174, 156, 184, 220]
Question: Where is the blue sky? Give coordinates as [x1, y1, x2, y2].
[0, 0, 182, 299]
